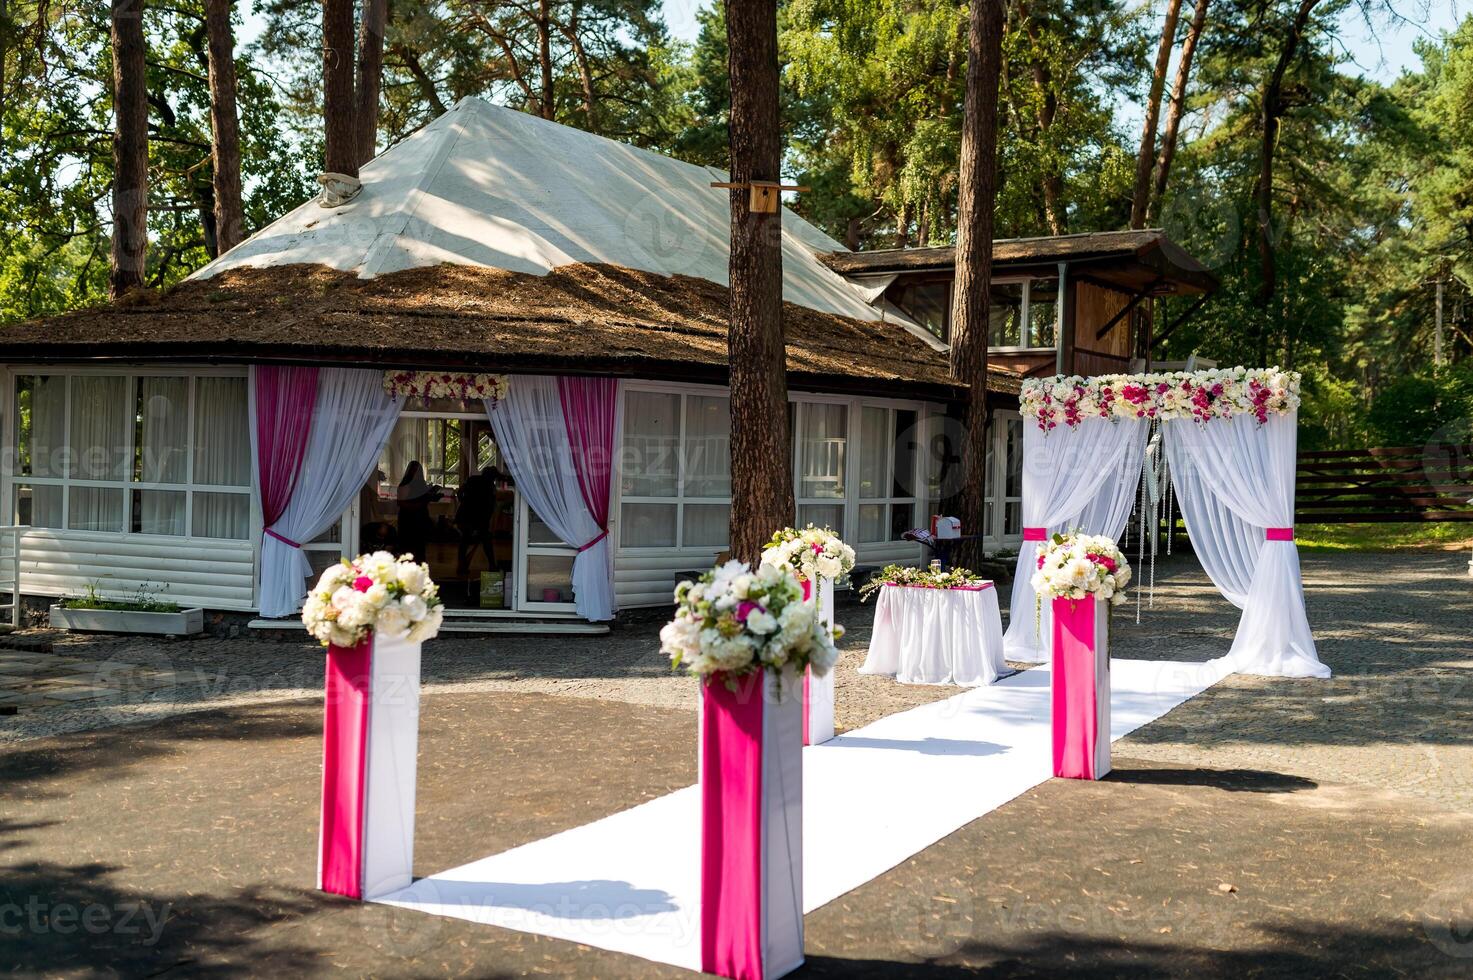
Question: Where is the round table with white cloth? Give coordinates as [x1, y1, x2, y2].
[859, 583, 1008, 687]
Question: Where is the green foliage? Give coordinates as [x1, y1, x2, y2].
[61, 582, 181, 614]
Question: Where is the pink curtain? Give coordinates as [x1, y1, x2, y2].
[318, 639, 371, 898]
[254, 366, 319, 534]
[556, 377, 617, 544]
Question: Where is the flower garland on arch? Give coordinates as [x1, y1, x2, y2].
[1019, 367, 1300, 430]
[382, 370, 509, 403]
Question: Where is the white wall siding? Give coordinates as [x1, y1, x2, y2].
[17, 529, 256, 611]
[615, 550, 718, 609]
[855, 539, 927, 570]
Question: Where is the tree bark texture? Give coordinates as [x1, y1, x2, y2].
[1130, 0, 1183, 229]
[1254, 0, 1320, 309]
[110, 0, 148, 297]
[354, 0, 388, 166]
[1149, 0, 1208, 222]
[725, 0, 794, 565]
[948, 0, 1005, 570]
[322, 0, 358, 176]
[204, 0, 245, 254]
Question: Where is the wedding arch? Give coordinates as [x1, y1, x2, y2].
[1001, 367, 1330, 680]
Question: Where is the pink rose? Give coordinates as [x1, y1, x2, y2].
[736, 600, 759, 622]
[353, 576, 374, 593]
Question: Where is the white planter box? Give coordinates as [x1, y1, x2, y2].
[49, 604, 204, 637]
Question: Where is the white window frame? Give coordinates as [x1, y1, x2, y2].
[849, 401, 925, 546]
[4, 367, 255, 542]
[616, 381, 733, 555]
[988, 277, 1059, 355]
[615, 381, 931, 557]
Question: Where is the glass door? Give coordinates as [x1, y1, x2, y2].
[515, 499, 578, 613]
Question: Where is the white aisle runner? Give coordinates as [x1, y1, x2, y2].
[376, 658, 1228, 971]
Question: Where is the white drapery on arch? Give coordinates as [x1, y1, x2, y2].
[1009, 368, 1329, 680]
[1002, 417, 1149, 662]
[1166, 411, 1328, 678]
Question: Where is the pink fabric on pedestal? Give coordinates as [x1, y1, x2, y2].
[701, 671, 765, 980]
[319, 640, 372, 898]
[254, 365, 319, 536]
[557, 377, 618, 550]
[1051, 596, 1100, 780]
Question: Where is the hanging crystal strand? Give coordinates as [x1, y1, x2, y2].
[1164, 467, 1174, 557]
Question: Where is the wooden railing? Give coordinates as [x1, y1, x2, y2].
[1296, 446, 1473, 523]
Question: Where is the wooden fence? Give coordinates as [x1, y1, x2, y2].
[1296, 446, 1473, 523]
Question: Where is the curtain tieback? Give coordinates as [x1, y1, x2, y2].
[265, 527, 303, 549]
[1022, 527, 1048, 542]
[1264, 527, 1294, 542]
[577, 529, 609, 553]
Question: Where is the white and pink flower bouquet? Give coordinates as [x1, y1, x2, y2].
[1020, 367, 1300, 430]
[1031, 532, 1132, 605]
[663, 560, 840, 684]
[382, 370, 509, 403]
[760, 525, 856, 584]
[302, 552, 445, 648]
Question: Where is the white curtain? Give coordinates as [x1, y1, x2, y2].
[193, 377, 252, 539]
[255, 368, 402, 618]
[486, 376, 616, 621]
[138, 376, 189, 535]
[1002, 416, 1148, 662]
[25, 375, 68, 528]
[67, 375, 128, 532]
[1165, 412, 1328, 678]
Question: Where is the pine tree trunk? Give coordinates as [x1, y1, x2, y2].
[726, 0, 793, 565]
[1148, 0, 1208, 222]
[1130, 0, 1183, 229]
[204, 0, 245, 255]
[538, 0, 554, 119]
[948, 0, 1005, 572]
[1254, 0, 1320, 309]
[1021, 0, 1066, 235]
[354, 0, 388, 167]
[322, 0, 358, 177]
[109, 0, 148, 298]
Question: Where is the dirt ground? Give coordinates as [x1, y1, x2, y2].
[3, 550, 1472, 977]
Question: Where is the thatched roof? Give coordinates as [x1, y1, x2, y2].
[819, 229, 1219, 295]
[0, 262, 1021, 401]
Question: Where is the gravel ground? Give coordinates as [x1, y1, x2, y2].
[5, 551, 1468, 799]
[4, 548, 1472, 977]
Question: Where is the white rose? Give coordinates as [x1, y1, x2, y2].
[376, 602, 410, 638]
[364, 583, 390, 608]
[396, 561, 427, 594]
[402, 594, 429, 622]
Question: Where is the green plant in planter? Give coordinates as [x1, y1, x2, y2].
[60, 582, 181, 614]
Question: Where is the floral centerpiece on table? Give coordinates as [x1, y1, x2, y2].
[857, 563, 989, 602]
[303, 552, 445, 648]
[760, 525, 856, 585]
[1031, 533, 1132, 605]
[663, 560, 841, 684]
